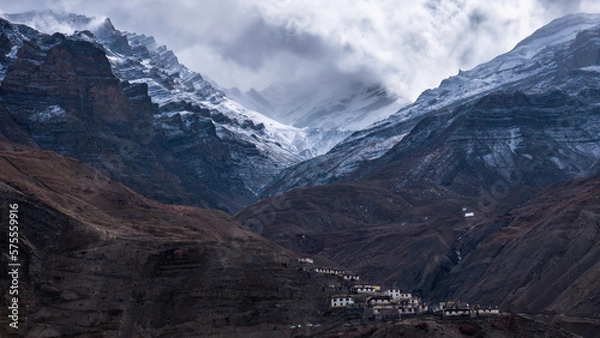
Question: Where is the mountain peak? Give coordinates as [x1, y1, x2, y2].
[511, 12, 600, 57]
[262, 12, 600, 197]
[2, 10, 104, 35]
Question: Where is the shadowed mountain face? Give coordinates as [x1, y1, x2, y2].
[0, 141, 331, 337]
[0, 10, 599, 337]
[237, 180, 474, 293]
[236, 172, 600, 336]
[437, 174, 600, 336]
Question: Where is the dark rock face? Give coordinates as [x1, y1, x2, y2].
[435, 174, 600, 335]
[0, 19, 256, 213]
[1, 33, 131, 121]
[237, 181, 470, 295]
[0, 145, 329, 337]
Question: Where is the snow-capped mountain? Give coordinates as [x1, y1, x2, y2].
[2, 10, 313, 197]
[262, 13, 600, 197]
[0, 11, 314, 212]
[4, 10, 409, 178]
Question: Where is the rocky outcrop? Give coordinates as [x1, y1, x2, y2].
[1, 32, 131, 121]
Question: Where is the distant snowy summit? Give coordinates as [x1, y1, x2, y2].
[225, 79, 407, 156]
[227, 79, 406, 128]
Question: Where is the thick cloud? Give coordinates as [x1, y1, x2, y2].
[217, 18, 328, 70]
[2, 0, 600, 101]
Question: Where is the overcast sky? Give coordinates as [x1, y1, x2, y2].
[2, 0, 600, 101]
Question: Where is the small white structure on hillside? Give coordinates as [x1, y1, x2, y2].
[352, 284, 380, 294]
[464, 212, 475, 217]
[398, 307, 416, 315]
[442, 308, 476, 318]
[343, 274, 360, 281]
[477, 308, 500, 316]
[298, 257, 314, 264]
[314, 267, 344, 275]
[367, 295, 393, 307]
[330, 295, 355, 308]
[384, 290, 412, 300]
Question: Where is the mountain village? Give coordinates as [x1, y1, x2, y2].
[299, 257, 500, 323]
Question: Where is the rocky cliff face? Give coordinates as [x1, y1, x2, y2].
[357, 88, 600, 197]
[0, 17, 288, 213]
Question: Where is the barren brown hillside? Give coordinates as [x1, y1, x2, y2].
[0, 142, 331, 337]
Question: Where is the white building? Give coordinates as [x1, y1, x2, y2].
[330, 295, 355, 308]
[477, 308, 500, 316]
[315, 267, 344, 275]
[442, 308, 476, 318]
[384, 290, 411, 300]
[398, 307, 416, 315]
[367, 295, 393, 307]
[343, 274, 360, 281]
[464, 212, 475, 217]
[352, 284, 379, 294]
[384, 289, 400, 299]
[298, 257, 314, 264]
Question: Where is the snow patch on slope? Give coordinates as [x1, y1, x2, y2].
[30, 105, 66, 122]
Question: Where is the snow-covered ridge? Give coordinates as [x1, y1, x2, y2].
[356, 13, 600, 146]
[3, 10, 310, 164]
[410, 13, 600, 113]
[229, 80, 407, 131]
[261, 12, 600, 196]
[101, 29, 309, 162]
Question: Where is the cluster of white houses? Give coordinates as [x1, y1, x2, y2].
[313, 267, 360, 282]
[330, 289, 428, 319]
[298, 257, 500, 321]
[329, 291, 500, 321]
[438, 301, 500, 318]
[298, 258, 359, 281]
